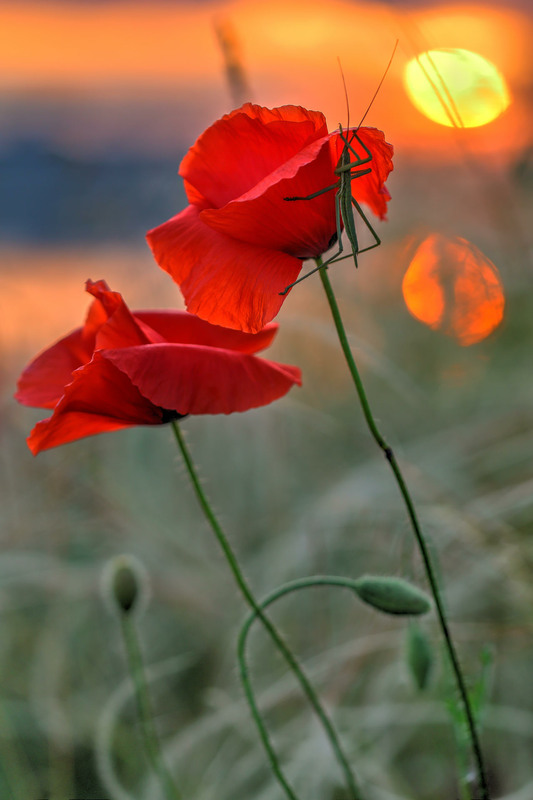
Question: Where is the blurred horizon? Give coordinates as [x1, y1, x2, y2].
[1, 0, 531, 252]
[1, 0, 532, 154]
[1, 0, 532, 355]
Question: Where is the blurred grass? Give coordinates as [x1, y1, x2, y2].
[1, 137, 533, 800]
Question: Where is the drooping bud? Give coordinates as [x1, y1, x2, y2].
[352, 575, 432, 616]
[406, 622, 433, 690]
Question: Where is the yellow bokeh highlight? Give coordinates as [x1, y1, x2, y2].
[403, 49, 511, 128]
[402, 234, 505, 346]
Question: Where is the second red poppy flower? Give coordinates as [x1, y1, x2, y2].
[147, 103, 393, 333]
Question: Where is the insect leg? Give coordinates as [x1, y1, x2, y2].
[340, 180, 360, 268]
[280, 188, 345, 295]
[284, 181, 339, 202]
[327, 198, 381, 266]
[350, 196, 381, 252]
[335, 130, 373, 173]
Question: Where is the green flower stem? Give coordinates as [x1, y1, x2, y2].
[170, 420, 363, 800]
[238, 575, 373, 794]
[317, 261, 490, 800]
[238, 573, 429, 794]
[119, 614, 181, 800]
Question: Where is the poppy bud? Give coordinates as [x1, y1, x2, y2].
[102, 555, 149, 616]
[352, 575, 431, 616]
[406, 622, 433, 690]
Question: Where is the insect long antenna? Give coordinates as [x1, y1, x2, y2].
[337, 57, 350, 134]
[282, 47, 395, 292]
[357, 39, 399, 129]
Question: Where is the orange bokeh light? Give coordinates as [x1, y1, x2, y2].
[402, 233, 505, 346]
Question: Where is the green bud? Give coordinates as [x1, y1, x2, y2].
[353, 575, 432, 616]
[102, 555, 149, 616]
[406, 622, 433, 690]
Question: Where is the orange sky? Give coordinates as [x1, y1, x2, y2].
[1, 0, 532, 156]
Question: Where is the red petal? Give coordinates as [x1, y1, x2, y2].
[85, 279, 164, 348]
[180, 103, 328, 210]
[134, 310, 279, 354]
[15, 280, 166, 410]
[15, 328, 90, 409]
[28, 413, 137, 455]
[146, 206, 302, 333]
[105, 343, 302, 415]
[330, 127, 394, 220]
[82, 284, 109, 346]
[226, 103, 328, 128]
[200, 135, 339, 258]
[27, 352, 163, 454]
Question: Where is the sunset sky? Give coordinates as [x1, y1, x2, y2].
[1, 0, 531, 356]
[1, 0, 532, 157]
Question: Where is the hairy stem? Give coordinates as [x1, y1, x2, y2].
[119, 614, 181, 800]
[237, 574, 381, 793]
[317, 260, 490, 800]
[171, 420, 363, 800]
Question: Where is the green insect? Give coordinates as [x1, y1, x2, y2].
[280, 43, 398, 296]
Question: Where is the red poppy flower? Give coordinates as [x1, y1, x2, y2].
[15, 279, 302, 455]
[146, 103, 393, 333]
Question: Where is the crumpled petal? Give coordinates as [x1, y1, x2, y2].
[15, 328, 90, 409]
[27, 353, 163, 454]
[147, 206, 302, 333]
[200, 135, 338, 258]
[86, 279, 165, 349]
[15, 279, 164, 409]
[181, 103, 329, 209]
[134, 310, 278, 354]
[105, 343, 302, 415]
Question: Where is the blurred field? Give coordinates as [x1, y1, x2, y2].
[2, 1, 533, 798]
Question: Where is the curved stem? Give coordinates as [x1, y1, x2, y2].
[238, 575, 375, 787]
[170, 420, 363, 800]
[239, 573, 431, 794]
[119, 615, 182, 800]
[317, 261, 490, 800]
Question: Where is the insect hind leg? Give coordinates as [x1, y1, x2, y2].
[350, 196, 380, 251]
[327, 198, 381, 266]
